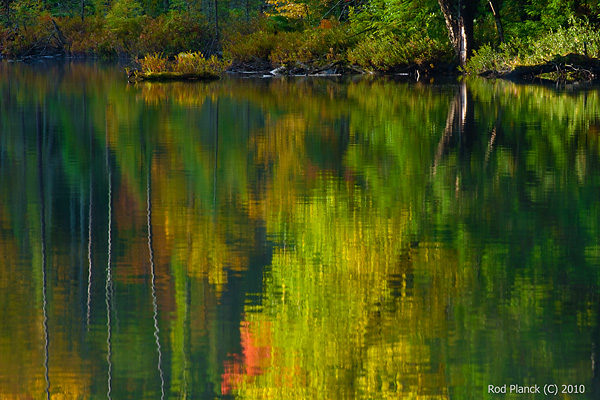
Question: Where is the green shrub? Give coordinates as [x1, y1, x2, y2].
[137, 11, 210, 56]
[517, 19, 600, 65]
[9, 0, 44, 30]
[223, 29, 277, 65]
[347, 31, 451, 71]
[464, 19, 600, 75]
[269, 23, 351, 67]
[105, 0, 145, 55]
[462, 43, 518, 75]
[57, 15, 105, 56]
[222, 16, 342, 68]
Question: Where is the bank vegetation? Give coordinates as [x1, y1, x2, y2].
[1, 0, 600, 79]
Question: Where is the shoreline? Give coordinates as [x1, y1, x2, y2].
[4, 54, 600, 85]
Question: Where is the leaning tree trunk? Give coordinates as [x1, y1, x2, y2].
[487, 0, 504, 43]
[437, 0, 475, 67]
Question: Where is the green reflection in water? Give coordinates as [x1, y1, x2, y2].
[0, 61, 599, 399]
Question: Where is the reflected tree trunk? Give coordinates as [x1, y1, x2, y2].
[147, 159, 165, 399]
[432, 82, 473, 174]
[433, 93, 459, 174]
[484, 108, 502, 165]
[79, 181, 85, 321]
[457, 81, 475, 147]
[87, 120, 94, 328]
[105, 120, 113, 400]
[37, 103, 51, 400]
[593, 300, 600, 398]
[213, 99, 219, 212]
[183, 274, 191, 395]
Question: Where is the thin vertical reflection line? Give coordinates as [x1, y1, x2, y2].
[87, 119, 94, 328]
[147, 162, 165, 399]
[80, 89, 87, 329]
[182, 274, 190, 398]
[87, 174, 93, 327]
[37, 104, 50, 400]
[105, 119, 113, 400]
[80, 182, 85, 325]
[183, 193, 193, 399]
[213, 99, 219, 211]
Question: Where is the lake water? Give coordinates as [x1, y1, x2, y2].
[1, 61, 600, 399]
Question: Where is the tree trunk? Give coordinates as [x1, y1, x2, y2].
[5, 0, 10, 25]
[214, 0, 219, 44]
[487, 0, 504, 43]
[437, 0, 475, 67]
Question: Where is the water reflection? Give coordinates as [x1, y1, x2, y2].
[0, 61, 600, 399]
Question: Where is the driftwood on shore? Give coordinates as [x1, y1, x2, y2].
[266, 61, 366, 76]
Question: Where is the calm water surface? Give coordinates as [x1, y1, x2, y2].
[1, 61, 600, 399]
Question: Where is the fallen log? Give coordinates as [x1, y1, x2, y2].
[504, 54, 600, 82]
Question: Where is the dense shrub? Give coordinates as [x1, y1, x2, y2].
[137, 11, 211, 56]
[461, 43, 518, 75]
[464, 19, 600, 75]
[269, 22, 351, 67]
[223, 18, 279, 65]
[58, 15, 106, 56]
[9, 0, 45, 30]
[517, 20, 600, 64]
[347, 31, 451, 71]
[105, 0, 145, 56]
[223, 18, 354, 69]
[1, 8, 212, 58]
[0, 13, 56, 57]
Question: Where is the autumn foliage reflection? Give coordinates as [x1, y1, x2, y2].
[1, 64, 600, 398]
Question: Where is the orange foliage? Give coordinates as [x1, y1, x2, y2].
[319, 19, 334, 29]
[222, 321, 273, 395]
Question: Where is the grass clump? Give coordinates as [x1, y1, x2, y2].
[139, 52, 169, 72]
[173, 52, 231, 75]
[134, 52, 230, 80]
